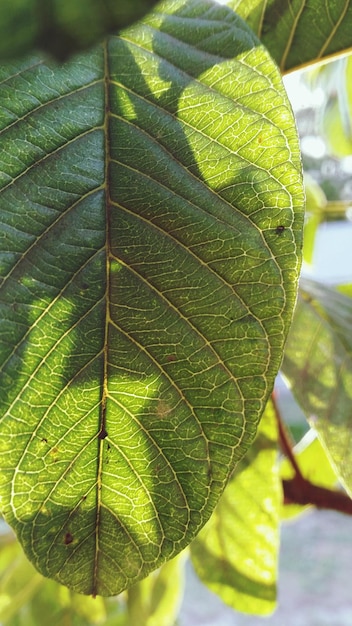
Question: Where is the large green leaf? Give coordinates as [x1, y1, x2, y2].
[0, 0, 304, 596]
[229, 0, 352, 73]
[0, 0, 159, 60]
[190, 399, 280, 615]
[282, 279, 352, 494]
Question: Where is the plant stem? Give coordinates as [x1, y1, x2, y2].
[272, 393, 352, 515]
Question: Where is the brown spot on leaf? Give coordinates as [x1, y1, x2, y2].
[50, 447, 59, 462]
[156, 400, 172, 420]
[64, 532, 73, 545]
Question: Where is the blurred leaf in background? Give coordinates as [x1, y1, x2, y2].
[282, 279, 352, 496]
[190, 400, 281, 616]
[0, 0, 159, 59]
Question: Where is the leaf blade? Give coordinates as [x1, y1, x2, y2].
[0, 1, 304, 595]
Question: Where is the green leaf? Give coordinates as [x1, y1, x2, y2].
[127, 551, 186, 626]
[282, 279, 352, 495]
[280, 428, 339, 519]
[323, 99, 352, 157]
[229, 0, 352, 73]
[0, 0, 159, 60]
[320, 56, 352, 157]
[190, 400, 281, 616]
[338, 283, 352, 298]
[303, 174, 326, 266]
[0, 0, 304, 596]
[0, 540, 43, 624]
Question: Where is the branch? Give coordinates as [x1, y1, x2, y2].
[282, 478, 352, 515]
[272, 393, 305, 486]
[271, 392, 352, 516]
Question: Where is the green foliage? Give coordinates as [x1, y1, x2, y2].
[303, 173, 326, 265]
[0, 0, 352, 623]
[126, 552, 186, 626]
[283, 279, 352, 496]
[309, 55, 352, 158]
[228, 0, 352, 72]
[0, 0, 159, 60]
[191, 400, 280, 615]
[0, 531, 111, 625]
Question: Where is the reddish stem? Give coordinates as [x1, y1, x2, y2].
[271, 392, 352, 516]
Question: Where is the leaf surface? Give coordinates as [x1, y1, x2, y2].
[190, 399, 280, 615]
[0, 0, 304, 595]
[282, 279, 352, 494]
[229, 0, 352, 73]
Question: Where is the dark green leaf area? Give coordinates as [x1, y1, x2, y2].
[230, 0, 352, 73]
[0, 0, 159, 60]
[282, 279, 352, 494]
[0, 0, 303, 596]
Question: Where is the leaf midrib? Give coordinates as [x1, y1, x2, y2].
[92, 40, 110, 596]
